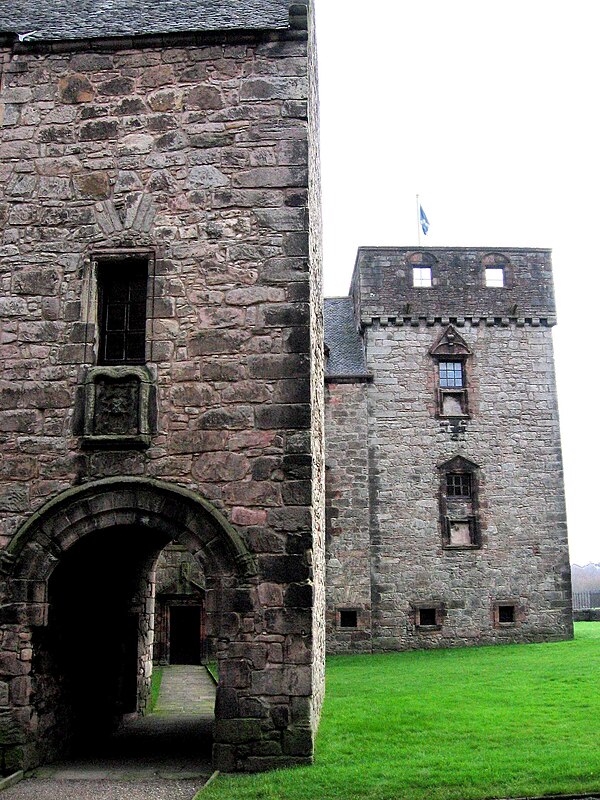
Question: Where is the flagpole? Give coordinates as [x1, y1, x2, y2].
[416, 194, 421, 246]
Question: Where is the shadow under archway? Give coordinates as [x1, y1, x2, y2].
[1, 477, 256, 772]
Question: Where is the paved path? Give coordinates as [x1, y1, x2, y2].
[3, 666, 217, 800]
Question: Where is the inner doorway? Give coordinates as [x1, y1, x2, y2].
[170, 606, 202, 664]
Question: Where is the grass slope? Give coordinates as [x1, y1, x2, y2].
[203, 623, 600, 800]
[150, 666, 163, 712]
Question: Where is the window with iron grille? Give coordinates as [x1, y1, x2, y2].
[446, 473, 472, 497]
[439, 361, 464, 388]
[98, 259, 148, 365]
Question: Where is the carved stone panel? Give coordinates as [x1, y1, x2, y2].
[94, 378, 140, 436]
[83, 366, 153, 448]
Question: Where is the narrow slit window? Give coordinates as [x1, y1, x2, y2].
[439, 361, 464, 388]
[413, 267, 432, 287]
[485, 267, 504, 287]
[98, 259, 148, 365]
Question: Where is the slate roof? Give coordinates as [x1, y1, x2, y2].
[0, 0, 295, 42]
[324, 297, 371, 380]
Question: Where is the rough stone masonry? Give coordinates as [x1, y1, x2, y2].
[0, 0, 325, 774]
[324, 247, 573, 654]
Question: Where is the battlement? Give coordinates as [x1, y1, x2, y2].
[351, 247, 556, 325]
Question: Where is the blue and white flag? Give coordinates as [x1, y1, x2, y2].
[419, 204, 430, 236]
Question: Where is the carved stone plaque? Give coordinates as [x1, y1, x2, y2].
[93, 378, 140, 436]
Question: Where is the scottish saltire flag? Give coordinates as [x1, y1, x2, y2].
[419, 204, 430, 236]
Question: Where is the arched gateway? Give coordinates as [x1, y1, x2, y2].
[0, 0, 325, 775]
[0, 478, 305, 772]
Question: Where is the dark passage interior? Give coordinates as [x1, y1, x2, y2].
[30, 525, 216, 764]
[170, 606, 202, 665]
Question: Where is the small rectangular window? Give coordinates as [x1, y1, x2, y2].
[413, 267, 432, 287]
[485, 267, 504, 287]
[498, 605, 515, 624]
[446, 473, 472, 497]
[439, 361, 464, 388]
[339, 609, 358, 628]
[98, 259, 148, 365]
[418, 608, 437, 627]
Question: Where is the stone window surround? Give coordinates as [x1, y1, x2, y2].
[493, 600, 522, 628]
[438, 456, 482, 550]
[482, 252, 512, 290]
[97, 257, 149, 366]
[84, 248, 157, 367]
[412, 602, 445, 631]
[412, 266, 432, 288]
[408, 251, 438, 289]
[430, 325, 472, 419]
[337, 607, 359, 629]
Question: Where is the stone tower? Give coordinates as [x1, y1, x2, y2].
[324, 247, 572, 653]
[0, 0, 325, 773]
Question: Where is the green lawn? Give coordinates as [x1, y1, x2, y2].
[150, 666, 163, 712]
[203, 623, 600, 800]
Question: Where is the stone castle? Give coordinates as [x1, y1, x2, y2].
[0, 0, 571, 776]
[324, 247, 572, 653]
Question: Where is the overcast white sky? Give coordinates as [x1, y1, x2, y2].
[315, 0, 600, 565]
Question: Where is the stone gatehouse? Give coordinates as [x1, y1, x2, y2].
[0, 0, 572, 778]
[324, 247, 573, 653]
[0, 0, 325, 774]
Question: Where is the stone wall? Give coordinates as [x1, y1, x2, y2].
[0, 3, 325, 773]
[324, 382, 372, 652]
[325, 248, 572, 653]
[306, 0, 326, 733]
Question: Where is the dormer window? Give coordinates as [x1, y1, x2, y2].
[430, 325, 471, 418]
[446, 472, 471, 498]
[439, 361, 464, 389]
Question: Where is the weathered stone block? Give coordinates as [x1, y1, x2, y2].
[233, 167, 308, 189]
[98, 76, 136, 96]
[0, 485, 29, 512]
[212, 743, 237, 772]
[282, 727, 313, 756]
[80, 119, 119, 141]
[186, 85, 223, 109]
[189, 330, 245, 355]
[264, 608, 311, 635]
[259, 556, 309, 584]
[256, 405, 310, 431]
[214, 718, 262, 744]
[58, 72, 95, 103]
